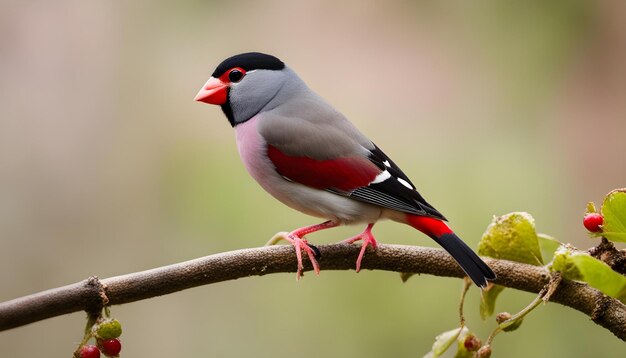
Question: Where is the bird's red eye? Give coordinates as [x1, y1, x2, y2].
[227, 68, 245, 83]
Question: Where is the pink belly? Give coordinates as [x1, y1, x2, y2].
[234, 115, 382, 224]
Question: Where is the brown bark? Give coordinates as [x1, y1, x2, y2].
[1, 244, 625, 341]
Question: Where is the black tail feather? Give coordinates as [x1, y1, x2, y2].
[433, 233, 496, 288]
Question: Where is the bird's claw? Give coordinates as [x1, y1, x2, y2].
[342, 223, 377, 272]
[267, 231, 321, 280]
[266, 221, 337, 279]
[284, 234, 320, 280]
[308, 243, 321, 260]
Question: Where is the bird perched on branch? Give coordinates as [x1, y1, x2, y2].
[194, 52, 495, 287]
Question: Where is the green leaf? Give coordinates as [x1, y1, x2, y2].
[501, 317, 524, 332]
[497, 312, 524, 332]
[477, 212, 545, 319]
[478, 212, 543, 266]
[480, 284, 505, 320]
[551, 246, 582, 280]
[551, 245, 626, 302]
[537, 233, 561, 263]
[586, 201, 597, 214]
[601, 189, 626, 242]
[424, 327, 468, 358]
[454, 345, 473, 358]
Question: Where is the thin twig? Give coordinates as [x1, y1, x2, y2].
[487, 273, 565, 345]
[1, 243, 625, 341]
[459, 277, 472, 327]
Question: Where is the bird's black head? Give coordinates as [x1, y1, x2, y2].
[211, 52, 285, 78]
[195, 52, 288, 126]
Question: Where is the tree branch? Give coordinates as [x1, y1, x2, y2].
[1, 244, 625, 341]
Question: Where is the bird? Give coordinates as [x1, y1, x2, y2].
[194, 52, 496, 287]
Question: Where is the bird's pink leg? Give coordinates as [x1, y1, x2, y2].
[342, 223, 377, 272]
[270, 220, 339, 279]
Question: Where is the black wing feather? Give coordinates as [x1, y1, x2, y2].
[343, 144, 447, 221]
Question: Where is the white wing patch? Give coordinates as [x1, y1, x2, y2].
[383, 160, 391, 167]
[397, 177, 413, 189]
[371, 170, 391, 184]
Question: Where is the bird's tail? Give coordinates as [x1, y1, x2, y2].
[406, 215, 496, 288]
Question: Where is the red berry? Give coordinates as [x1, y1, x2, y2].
[463, 334, 481, 351]
[79, 345, 101, 358]
[583, 213, 603, 232]
[99, 338, 122, 357]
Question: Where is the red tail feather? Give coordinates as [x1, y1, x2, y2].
[405, 213, 496, 287]
[406, 214, 453, 238]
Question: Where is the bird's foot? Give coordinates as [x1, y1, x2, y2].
[267, 221, 339, 280]
[283, 233, 321, 280]
[342, 223, 377, 272]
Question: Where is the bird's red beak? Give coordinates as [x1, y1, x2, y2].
[194, 77, 228, 105]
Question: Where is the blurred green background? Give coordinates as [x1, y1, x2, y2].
[1, 1, 625, 356]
